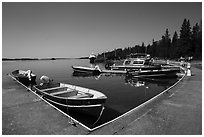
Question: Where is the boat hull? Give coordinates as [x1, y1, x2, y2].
[72, 66, 101, 75]
[131, 69, 180, 78]
[110, 65, 161, 71]
[33, 83, 107, 117]
[45, 97, 104, 118]
[38, 91, 107, 106]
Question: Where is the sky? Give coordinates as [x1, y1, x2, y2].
[2, 2, 202, 58]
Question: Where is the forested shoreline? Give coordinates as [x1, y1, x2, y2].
[96, 18, 202, 61]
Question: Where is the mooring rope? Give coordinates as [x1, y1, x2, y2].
[92, 105, 105, 126]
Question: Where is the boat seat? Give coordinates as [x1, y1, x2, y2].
[42, 87, 68, 94]
[50, 88, 75, 96]
[70, 93, 94, 98]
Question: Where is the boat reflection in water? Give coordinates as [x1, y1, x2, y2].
[72, 71, 171, 88]
[72, 71, 102, 80]
[124, 75, 171, 88]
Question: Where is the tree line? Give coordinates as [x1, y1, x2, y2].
[96, 18, 202, 61]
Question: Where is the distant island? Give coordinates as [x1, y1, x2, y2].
[2, 57, 89, 61]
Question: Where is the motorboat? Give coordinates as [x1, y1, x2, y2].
[10, 70, 36, 84]
[109, 57, 161, 71]
[33, 81, 107, 117]
[72, 65, 102, 75]
[128, 68, 180, 78]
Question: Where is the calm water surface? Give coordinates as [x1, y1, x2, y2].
[2, 59, 179, 129]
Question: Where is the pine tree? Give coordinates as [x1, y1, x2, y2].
[179, 19, 192, 57]
[192, 21, 202, 59]
[157, 29, 171, 58]
[164, 29, 171, 58]
[171, 31, 179, 58]
[191, 23, 200, 57]
[141, 42, 146, 53]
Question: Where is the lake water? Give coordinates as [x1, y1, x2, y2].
[2, 59, 179, 130]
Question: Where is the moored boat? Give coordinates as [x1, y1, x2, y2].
[72, 65, 101, 75]
[128, 68, 180, 78]
[33, 82, 107, 117]
[110, 57, 161, 71]
[10, 69, 36, 84]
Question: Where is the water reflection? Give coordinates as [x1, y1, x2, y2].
[72, 72, 172, 88]
[125, 76, 171, 88]
[72, 71, 126, 80]
[72, 72, 101, 80]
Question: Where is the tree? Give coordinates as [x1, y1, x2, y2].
[171, 31, 179, 58]
[164, 29, 171, 58]
[196, 20, 202, 59]
[156, 29, 171, 58]
[191, 23, 199, 55]
[96, 18, 202, 62]
[191, 22, 202, 59]
[179, 18, 192, 57]
[141, 42, 146, 53]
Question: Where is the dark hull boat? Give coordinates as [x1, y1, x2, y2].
[72, 66, 101, 75]
[72, 71, 100, 77]
[72, 72, 102, 80]
[11, 70, 36, 84]
[111, 64, 161, 71]
[128, 69, 180, 78]
[109, 55, 161, 71]
[33, 83, 107, 117]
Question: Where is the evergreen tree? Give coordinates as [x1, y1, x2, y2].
[179, 18, 192, 57]
[191, 23, 199, 56]
[164, 29, 171, 58]
[159, 36, 166, 58]
[96, 18, 201, 62]
[171, 31, 179, 58]
[150, 39, 158, 57]
[141, 42, 146, 53]
[193, 21, 202, 59]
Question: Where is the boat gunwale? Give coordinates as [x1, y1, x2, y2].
[72, 66, 96, 70]
[45, 97, 104, 108]
[11, 69, 37, 77]
[72, 66, 102, 73]
[33, 83, 107, 100]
